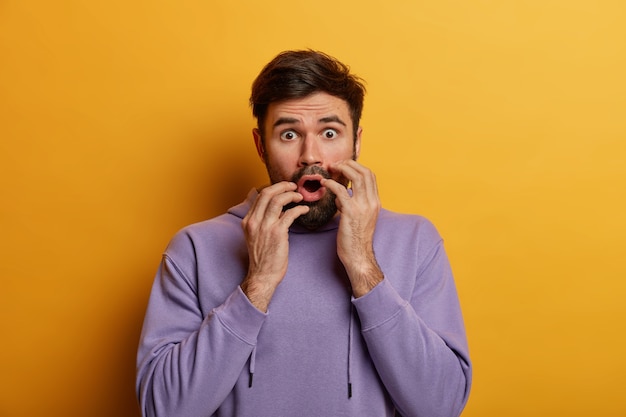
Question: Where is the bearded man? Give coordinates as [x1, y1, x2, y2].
[136, 50, 472, 417]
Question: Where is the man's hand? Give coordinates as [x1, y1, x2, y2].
[322, 160, 384, 297]
[241, 182, 309, 312]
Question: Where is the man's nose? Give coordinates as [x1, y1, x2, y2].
[298, 136, 322, 166]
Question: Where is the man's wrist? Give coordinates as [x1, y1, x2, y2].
[346, 258, 384, 298]
[241, 275, 276, 313]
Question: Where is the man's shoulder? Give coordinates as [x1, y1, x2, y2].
[377, 208, 442, 243]
[378, 207, 436, 228]
[184, 211, 242, 232]
[165, 212, 244, 256]
[171, 190, 253, 244]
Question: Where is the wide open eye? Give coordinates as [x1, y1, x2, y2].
[280, 130, 299, 141]
[322, 129, 338, 139]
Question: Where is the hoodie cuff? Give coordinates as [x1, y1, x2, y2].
[352, 279, 407, 331]
[213, 286, 268, 345]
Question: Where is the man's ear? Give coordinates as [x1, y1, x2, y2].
[354, 126, 363, 160]
[253, 128, 266, 162]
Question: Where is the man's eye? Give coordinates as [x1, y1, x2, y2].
[280, 130, 298, 140]
[322, 129, 338, 139]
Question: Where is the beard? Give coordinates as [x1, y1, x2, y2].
[266, 164, 348, 230]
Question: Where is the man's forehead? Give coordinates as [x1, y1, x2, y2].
[266, 93, 351, 126]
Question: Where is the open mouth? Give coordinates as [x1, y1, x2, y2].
[296, 174, 326, 202]
[303, 179, 322, 193]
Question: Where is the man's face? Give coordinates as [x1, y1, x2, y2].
[253, 92, 362, 229]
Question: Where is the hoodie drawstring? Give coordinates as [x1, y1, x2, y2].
[347, 303, 354, 399]
[248, 346, 256, 388]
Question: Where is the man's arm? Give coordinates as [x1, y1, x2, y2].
[240, 181, 309, 311]
[324, 161, 471, 417]
[136, 251, 266, 417]
[136, 183, 307, 416]
[354, 240, 472, 417]
[322, 160, 384, 297]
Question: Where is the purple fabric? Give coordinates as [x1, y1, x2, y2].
[136, 189, 471, 417]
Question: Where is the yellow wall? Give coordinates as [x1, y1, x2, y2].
[1, 1, 625, 416]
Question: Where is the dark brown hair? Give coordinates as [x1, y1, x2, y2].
[250, 50, 366, 142]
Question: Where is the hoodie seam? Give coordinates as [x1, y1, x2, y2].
[359, 300, 408, 333]
[415, 237, 444, 279]
[163, 254, 197, 296]
[213, 310, 258, 347]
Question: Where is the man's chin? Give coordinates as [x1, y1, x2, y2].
[295, 213, 333, 230]
[293, 194, 338, 230]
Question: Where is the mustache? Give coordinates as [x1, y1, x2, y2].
[290, 165, 332, 183]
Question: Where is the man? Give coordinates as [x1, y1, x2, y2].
[136, 50, 472, 417]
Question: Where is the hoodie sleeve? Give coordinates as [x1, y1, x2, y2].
[352, 222, 472, 417]
[136, 234, 267, 417]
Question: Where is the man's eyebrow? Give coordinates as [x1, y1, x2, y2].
[272, 115, 347, 129]
[319, 115, 347, 126]
[272, 117, 300, 128]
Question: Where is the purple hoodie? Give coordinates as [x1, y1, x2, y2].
[136, 189, 471, 417]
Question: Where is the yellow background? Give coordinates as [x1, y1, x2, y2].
[1, 1, 625, 416]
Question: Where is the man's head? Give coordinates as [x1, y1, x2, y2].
[249, 50, 366, 229]
[250, 50, 366, 146]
